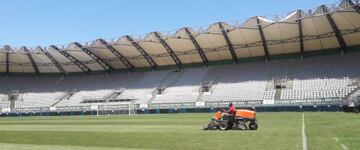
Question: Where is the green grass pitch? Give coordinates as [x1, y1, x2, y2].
[0, 112, 358, 150]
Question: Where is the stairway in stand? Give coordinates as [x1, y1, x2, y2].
[274, 88, 282, 100]
[51, 90, 77, 107]
[104, 88, 126, 102]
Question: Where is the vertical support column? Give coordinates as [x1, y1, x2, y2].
[4, 45, 10, 76]
[97, 39, 134, 72]
[51, 45, 91, 74]
[39, 47, 66, 75]
[73, 42, 113, 72]
[23, 47, 40, 76]
[297, 10, 305, 58]
[325, 13, 347, 54]
[218, 23, 238, 64]
[153, 32, 182, 69]
[184, 28, 208, 66]
[257, 17, 270, 61]
[125, 35, 158, 70]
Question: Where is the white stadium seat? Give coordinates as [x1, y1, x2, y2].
[0, 51, 360, 109]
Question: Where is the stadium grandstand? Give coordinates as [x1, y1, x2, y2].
[0, 0, 360, 116]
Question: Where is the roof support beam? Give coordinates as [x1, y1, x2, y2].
[297, 10, 305, 58]
[23, 47, 40, 75]
[73, 42, 113, 73]
[184, 28, 208, 66]
[97, 39, 134, 72]
[153, 32, 182, 69]
[125, 35, 158, 70]
[342, 0, 360, 13]
[256, 17, 270, 61]
[218, 23, 238, 63]
[353, 3, 360, 14]
[51, 45, 91, 74]
[38, 47, 66, 74]
[4, 45, 10, 76]
[324, 12, 347, 54]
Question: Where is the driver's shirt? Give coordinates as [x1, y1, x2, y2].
[228, 105, 236, 115]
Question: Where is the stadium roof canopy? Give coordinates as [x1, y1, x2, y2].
[1, 0, 360, 75]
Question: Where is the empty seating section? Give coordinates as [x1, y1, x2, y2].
[0, 52, 359, 109]
[56, 90, 113, 106]
[117, 70, 172, 104]
[281, 78, 356, 100]
[152, 68, 208, 103]
[0, 101, 10, 109]
[280, 54, 360, 100]
[152, 86, 199, 103]
[200, 62, 276, 102]
[117, 89, 153, 103]
[292, 78, 353, 90]
[14, 92, 65, 108]
[201, 82, 275, 101]
[281, 88, 355, 100]
[0, 94, 8, 101]
[349, 89, 360, 101]
[0, 94, 10, 109]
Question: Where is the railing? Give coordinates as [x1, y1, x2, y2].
[274, 98, 346, 105]
[11, 107, 50, 113]
[149, 102, 195, 109]
[205, 100, 263, 107]
[98, 104, 132, 110]
[55, 105, 92, 112]
[81, 98, 106, 103]
[1, 97, 350, 113]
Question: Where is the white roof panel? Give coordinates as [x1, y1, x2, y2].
[2, 2, 360, 74]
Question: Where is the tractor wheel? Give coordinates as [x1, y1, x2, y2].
[249, 123, 258, 130]
[219, 122, 228, 130]
[237, 123, 248, 130]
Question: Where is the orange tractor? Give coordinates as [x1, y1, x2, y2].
[203, 109, 258, 130]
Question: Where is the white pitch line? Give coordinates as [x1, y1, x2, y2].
[341, 144, 349, 150]
[302, 113, 308, 150]
[333, 137, 349, 150]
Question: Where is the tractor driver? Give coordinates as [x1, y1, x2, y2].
[223, 103, 236, 116]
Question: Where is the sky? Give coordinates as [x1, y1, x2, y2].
[0, 0, 339, 47]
